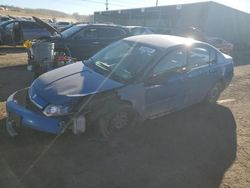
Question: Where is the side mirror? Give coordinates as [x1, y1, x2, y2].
[177, 66, 188, 73]
[144, 73, 163, 85]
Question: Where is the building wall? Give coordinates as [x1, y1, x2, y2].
[94, 2, 210, 28]
[94, 2, 250, 44]
[205, 2, 250, 44]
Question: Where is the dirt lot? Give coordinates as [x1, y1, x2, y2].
[0, 47, 249, 188]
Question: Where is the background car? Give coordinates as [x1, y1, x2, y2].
[125, 26, 154, 35]
[0, 19, 53, 45]
[170, 26, 207, 42]
[0, 15, 12, 23]
[207, 36, 234, 55]
[33, 21, 130, 60]
[26, 19, 130, 76]
[53, 21, 73, 31]
[6, 35, 234, 137]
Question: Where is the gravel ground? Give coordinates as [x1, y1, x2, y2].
[0, 50, 249, 188]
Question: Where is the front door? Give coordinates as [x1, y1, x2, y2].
[68, 26, 102, 60]
[144, 47, 188, 118]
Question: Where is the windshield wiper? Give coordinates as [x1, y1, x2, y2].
[95, 61, 112, 72]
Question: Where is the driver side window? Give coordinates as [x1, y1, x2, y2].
[153, 48, 187, 76]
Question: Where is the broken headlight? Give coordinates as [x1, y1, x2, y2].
[43, 104, 71, 117]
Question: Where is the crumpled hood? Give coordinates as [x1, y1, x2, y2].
[32, 62, 123, 105]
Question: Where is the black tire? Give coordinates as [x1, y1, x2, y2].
[98, 104, 137, 138]
[205, 82, 223, 104]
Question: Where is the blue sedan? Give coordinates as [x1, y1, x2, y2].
[6, 35, 234, 137]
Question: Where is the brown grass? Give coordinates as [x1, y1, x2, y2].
[0, 102, 6, 120]
[0, 53, 27, 68]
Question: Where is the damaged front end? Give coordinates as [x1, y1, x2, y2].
[25, 40, 73, 77]
[5, 87, 88, 136]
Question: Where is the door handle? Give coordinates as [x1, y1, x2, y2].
[209, 69, 217, 73]
[92, 41, 100, 45]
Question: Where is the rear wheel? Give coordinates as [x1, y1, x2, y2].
[205, 82, 223, 104]
[98, 104, 137, 138]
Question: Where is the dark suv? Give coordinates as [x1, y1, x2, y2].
[50, 24, 129, 60]
[0, 19, 51, 45]
[26, 19, 130, 77]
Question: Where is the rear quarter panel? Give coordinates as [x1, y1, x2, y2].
[217, 52, 234, 88]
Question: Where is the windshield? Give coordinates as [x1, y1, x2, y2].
[85, 40, 158, 82]
[61, 24, 83, 38]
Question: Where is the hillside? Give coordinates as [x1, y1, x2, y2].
[0, 5, 90, 22]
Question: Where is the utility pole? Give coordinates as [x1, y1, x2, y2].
[156, 0, 158, 7]
[106, 0, 109, 11]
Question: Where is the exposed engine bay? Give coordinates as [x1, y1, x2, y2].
[26, 40, 73, 77]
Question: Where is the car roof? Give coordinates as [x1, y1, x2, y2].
[124, 34, 202, 49]
[126, 26, 144, 28]
[75, 23, 127, 29]
[125, 26, 151, 29]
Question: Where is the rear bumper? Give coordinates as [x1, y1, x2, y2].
[6, 89, 64, 135]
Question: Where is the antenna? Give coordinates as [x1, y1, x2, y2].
[106, 0, 109, 11]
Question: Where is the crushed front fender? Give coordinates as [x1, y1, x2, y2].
[6, 89, 64, 135]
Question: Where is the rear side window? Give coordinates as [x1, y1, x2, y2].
[84, 28, 98, 38]
[188, 46, 210, 68]
[209, 48, 217, 64]
[99, 28, 125, 38]
[21, 22, 42, 29]
[73, 28, 98, 39]
[131, 28, 143, 35]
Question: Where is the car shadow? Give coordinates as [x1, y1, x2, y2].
[0, 65, 33, 102]
[233, 47, 250, 66]
[0, 104, 236, 188]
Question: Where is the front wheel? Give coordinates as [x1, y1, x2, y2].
[205, 82, 223, 104]
[98, 104, 137, 138]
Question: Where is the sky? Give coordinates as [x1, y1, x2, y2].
[1, 0, 250, 15]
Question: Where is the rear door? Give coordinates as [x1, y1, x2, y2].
[144, 47, 188, 118]
[185, 45, 215, 105]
